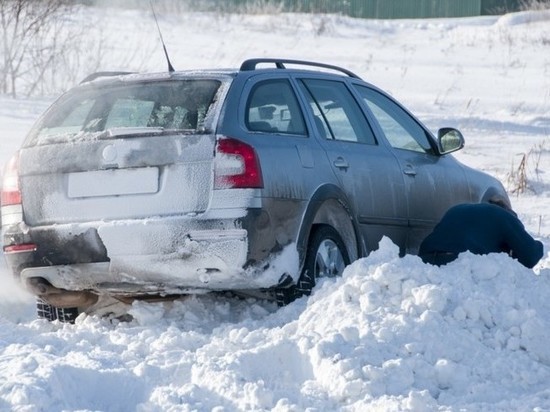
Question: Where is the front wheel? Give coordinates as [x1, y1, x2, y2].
[277, 225, 350, 306]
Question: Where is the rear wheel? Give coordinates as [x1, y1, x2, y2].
[277, 225, 350, 306]
[36, 299, 79, 323]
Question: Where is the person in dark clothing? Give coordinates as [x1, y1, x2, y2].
[418, 201, 544, 268]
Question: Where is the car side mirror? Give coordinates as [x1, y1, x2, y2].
[438, 127, 464, 154]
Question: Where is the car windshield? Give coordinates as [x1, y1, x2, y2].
[25, 79, 221, 146]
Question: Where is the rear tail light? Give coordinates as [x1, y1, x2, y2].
[2, 152, 34, 253]
[3, 243, 37, 253]
[1, 152, 21, 206]
[214, 137, 263, 189]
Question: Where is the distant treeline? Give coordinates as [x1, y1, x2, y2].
[76, 0, 543, 19]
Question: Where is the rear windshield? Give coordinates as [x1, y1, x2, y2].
[25, 79, 221, 146]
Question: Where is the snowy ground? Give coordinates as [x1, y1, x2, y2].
[1, 6, 550, 411]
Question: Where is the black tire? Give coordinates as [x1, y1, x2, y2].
[36, 298, 79, 323]
[277, 225, 350, 306]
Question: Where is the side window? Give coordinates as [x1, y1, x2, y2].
[298, 79, 376, 145]
[246, 79, 306, 135]
[355, 85, 433, 153]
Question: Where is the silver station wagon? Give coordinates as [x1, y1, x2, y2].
[1, 58, 509, 321]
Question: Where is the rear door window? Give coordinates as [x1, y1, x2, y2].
[299, 79, 376, 145]
[245, 79, 306, 135]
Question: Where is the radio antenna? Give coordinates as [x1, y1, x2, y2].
[150, 0, 175, 73]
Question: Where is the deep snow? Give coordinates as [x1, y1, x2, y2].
[1, 6, 550, 411]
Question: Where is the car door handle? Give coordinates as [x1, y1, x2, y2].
[403, 164, 417, 176]
[333, 157, 349, 169]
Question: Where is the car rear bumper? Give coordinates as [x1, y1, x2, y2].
[19, 243, 249, 297]
[3, 216, 291, 297]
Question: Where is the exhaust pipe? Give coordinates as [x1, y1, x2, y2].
[25, 277, 98, 308]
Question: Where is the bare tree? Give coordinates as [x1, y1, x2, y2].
[0, 0, 161, 98]
[0, 0, 74, 97]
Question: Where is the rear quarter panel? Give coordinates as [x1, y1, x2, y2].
[218, 72, 344, 267]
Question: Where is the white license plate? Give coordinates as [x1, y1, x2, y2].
[67, 167, 159, 198]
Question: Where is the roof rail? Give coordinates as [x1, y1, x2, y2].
[240, 58, 361, 79]
[80, 71, 134, 84]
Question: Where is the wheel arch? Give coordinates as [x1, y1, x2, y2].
[296, 184, 364, 271]
[479, 185, 512, 209]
